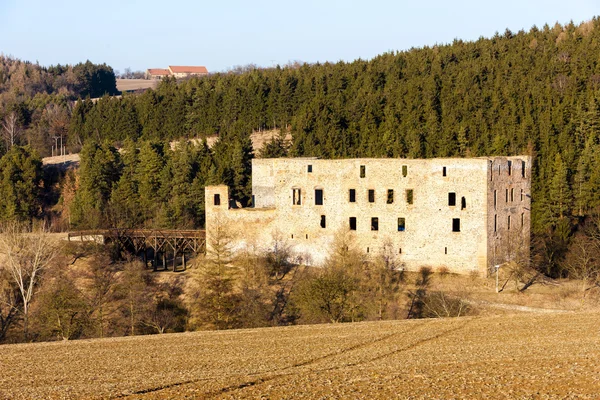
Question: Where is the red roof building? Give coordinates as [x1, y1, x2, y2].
[168, 65, 209, 77]
[146, 68, 171, 79]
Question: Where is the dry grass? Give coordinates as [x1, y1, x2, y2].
[116, 79, 158, 92]
[0, 311, 599, 398]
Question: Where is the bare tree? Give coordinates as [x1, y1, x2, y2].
[1, 111, 20, 149]
[0, 223, 60, 340]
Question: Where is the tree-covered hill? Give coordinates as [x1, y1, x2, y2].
[70, 20, 600, 235]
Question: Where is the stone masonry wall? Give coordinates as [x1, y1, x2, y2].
[486, 156, 532, 274]
[206, 157, 531, 276]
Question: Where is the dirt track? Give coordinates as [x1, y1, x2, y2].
[0, 312, 599, 399]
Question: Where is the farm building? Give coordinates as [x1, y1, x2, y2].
[168, 66, 208, 78]
[145, 68, 170, 79]
[205, 156, 531, 276]
[145, 66, 209, 79]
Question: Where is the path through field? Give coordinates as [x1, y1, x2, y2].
[0, 312, 599, 399]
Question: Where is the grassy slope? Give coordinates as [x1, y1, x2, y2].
[0, 311, 599, 399]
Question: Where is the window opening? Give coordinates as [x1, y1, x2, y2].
[521, 213, 524, 228]
[349, 189, 356, 203]
[507, 215, 511, 230]
[320, 215, 326, 228]
[306, 234, 308, 239]
[494, 190, 497, 209]
[367, 247, 370, 253]
[452, 218, 461, 232]
[402, 165, 408, 177]
[360, 165, 366, 178]
[445, 247, 448, 255]
[461, 196, 466, 210]
[510, 188, 514, 202]
[508, 160, 512, 176]
[398, 217, 406, 231]
[522, 161, 526, 178]
[371, 217, 379, 231]
[213, 193, 221, 206]
[505, 189, 508, 203]
[349, 217, 357, 231]
[387, 189, 394, 204]
[406, 189, 414, 204]
[291, 234, 294, 239]
[443, 166, 447, 177]
[494, 214, 497, 232]
[292, 188, 301, 205]
[315, 189, 323, 205]
[307, 164, 313, 173]
[368, 189, 375, 203]
[399, 248, 402, 254]
[520, 188, 524, 201]
[448, 192, 456, 206]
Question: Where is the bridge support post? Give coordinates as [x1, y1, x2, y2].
[182, 253, 186, 271]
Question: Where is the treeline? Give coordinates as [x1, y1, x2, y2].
[0, 56, 117, 156]
[0, 225, 464, 343]
[64, 133, 256, 230]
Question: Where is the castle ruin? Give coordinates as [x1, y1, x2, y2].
[205, 156, 531, 276]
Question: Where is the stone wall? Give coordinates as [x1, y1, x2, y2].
[486, 156, 532, 274]
[206, 156, 532, 276]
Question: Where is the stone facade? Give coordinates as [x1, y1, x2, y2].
[205, 156, 531, 276]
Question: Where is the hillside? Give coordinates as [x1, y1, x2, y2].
[0, 312, 598, 398]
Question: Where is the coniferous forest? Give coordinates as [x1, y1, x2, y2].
[2, 20, 600, 278]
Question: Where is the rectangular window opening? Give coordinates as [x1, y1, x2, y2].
[494, 190, 497, 209]
[360, 165, 366, 178]
[505, 189, 508, 203]
[349, 217, 357, 231]
[452, 218, 461, 232]
[371, 217, 379, 231]
[387, 189, 394, 204]
[399, 248, 402, 254]
[213, 193, 221, 206]
[522, 161, 526, 178]
[320, 215, 326, 228]
[307, 164, 313, 173]
[445, 247, 448, 255]
[508, 160, 512, 176]
[510, 188, 514, 202]
[521, 213, 524, 228]
[368, 189, 375, 203]
[402, 165, 408, 177]
[398, 217, 406, 232]
[461, 196, 466, 210]
[507, 215, 511, 230]
[315, 189, 323, 205]
[292, 188, 302, 205]
[406, 189, 414, 205]
[520, 188, 524, 201]
[443, 166, 447, 177]
[349, 189, 356, 203]
[494, 214, 497, 232]
[448, 192, 456, 206]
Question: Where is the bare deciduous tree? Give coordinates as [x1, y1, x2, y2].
[0, 223, 60, 340]
[1, 111, 20, 149]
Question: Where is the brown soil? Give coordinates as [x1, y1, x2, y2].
[0, 311, 598, 399]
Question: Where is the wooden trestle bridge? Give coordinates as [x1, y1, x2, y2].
[67, 229, 206, 272]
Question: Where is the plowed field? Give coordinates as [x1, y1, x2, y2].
[1, 312, 599, 399]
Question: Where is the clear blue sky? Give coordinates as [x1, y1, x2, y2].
[1, 0, 599, 74]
